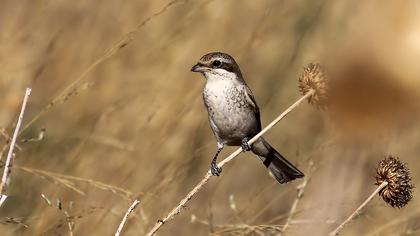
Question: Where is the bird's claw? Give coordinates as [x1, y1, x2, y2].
[241, 138, 252, 152]
[210, 161, 222, 176]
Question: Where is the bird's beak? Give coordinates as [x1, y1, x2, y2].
[191, 63, 207, 73]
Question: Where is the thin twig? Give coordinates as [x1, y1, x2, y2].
[0, 88, 32, 207]
[115, 200, 141, 236]
[145, 90, 315, 236]
[329, 181, 389, 236]
[281, 161, 314, 233]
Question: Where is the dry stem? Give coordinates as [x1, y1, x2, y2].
[281, 162, 313, 233]
[329, 181, 389, 236]
[0, 88, 32, 207]
[145, 90, 315, 236]
[115, 200, 141, 236]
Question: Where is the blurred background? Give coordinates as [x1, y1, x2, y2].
[0, 0, 420, 235]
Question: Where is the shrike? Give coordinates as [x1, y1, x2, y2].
[191, 52, 304, 184]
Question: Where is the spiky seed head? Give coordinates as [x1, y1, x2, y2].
[298, 63, 328, 108]
[376, 156, 413, 208]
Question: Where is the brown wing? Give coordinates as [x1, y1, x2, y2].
[244, 86, 262, 131]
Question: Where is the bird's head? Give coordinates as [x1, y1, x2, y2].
[191, 52, 242, 80]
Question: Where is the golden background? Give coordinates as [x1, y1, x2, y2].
[0, 0, 419, 235]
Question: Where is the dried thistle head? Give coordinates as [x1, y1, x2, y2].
[376, 156, 413, 208]
[298, 63, 328, 108]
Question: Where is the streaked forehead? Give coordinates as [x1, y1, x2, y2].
[199, 52, 235, 63]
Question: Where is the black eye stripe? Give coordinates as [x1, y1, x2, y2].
[205, 59, 235, 72]
[221, 62, 234, 72]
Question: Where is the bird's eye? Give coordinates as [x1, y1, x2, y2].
[212, 60, 222, 67]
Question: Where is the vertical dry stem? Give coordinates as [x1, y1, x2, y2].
[115, 200, 141, 236]
[0, 88, 32, 207]
[281, 162, 313, 233]
[145, 90, 315, 236]
[329, 181, 388, 236]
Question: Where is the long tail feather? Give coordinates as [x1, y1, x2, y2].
[251, 138, 304, 184]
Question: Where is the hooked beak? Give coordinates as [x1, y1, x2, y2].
[191, 63, 208, 73]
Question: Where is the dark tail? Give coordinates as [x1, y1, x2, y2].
[251, 138, 304, 184]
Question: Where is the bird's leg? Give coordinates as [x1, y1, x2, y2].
[210, 143, 224, 176]
[241, 137, 252, 152]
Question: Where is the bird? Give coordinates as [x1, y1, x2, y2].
[191, 52, 304, 184]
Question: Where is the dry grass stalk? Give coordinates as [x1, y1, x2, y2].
[16, 165, 136, 200]
[281, 162, 314, 233]
[145, 89, 315, 236]
[115, 199, 140, 236]
[41, 194, 75, 236]
[0, 88, 32, 207]
[18, 0, 186, 137]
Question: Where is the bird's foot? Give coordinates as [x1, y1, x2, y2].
[210, 161, 222, 176]
[241, 138, 252, 152]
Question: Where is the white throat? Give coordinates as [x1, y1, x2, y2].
[203, 69, 242, 95]
[204, 69, 238, 83]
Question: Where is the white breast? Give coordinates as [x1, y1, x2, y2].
[201, 70, 259, 144]
[203, 70, 232, 102]
[205, 79, 230, 97]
